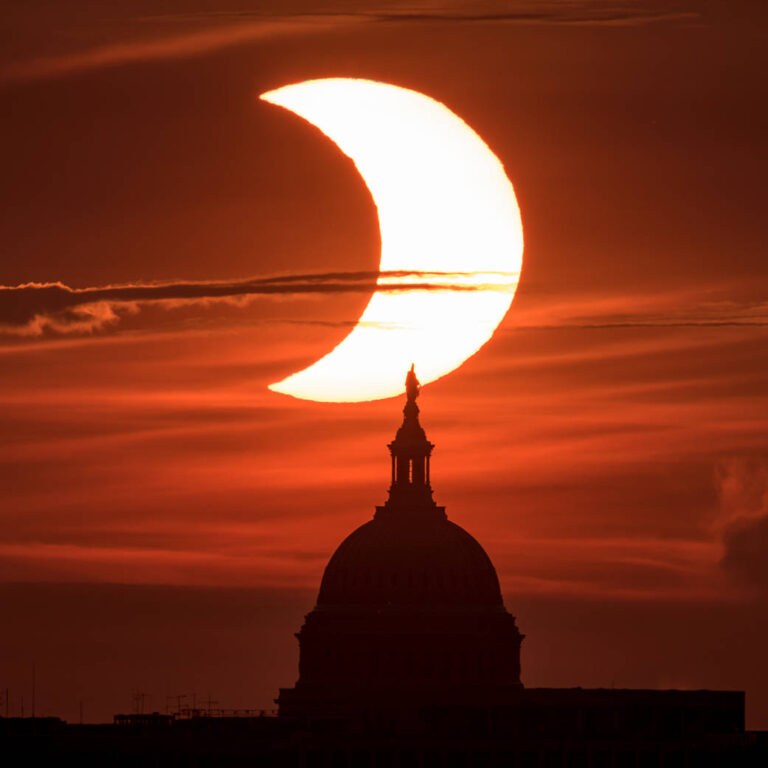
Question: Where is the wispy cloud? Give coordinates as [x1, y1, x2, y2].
[367, 7, 699, 28]
[507, 287, 768, 332]
[717, 458, 768, 597]
[2, 273, 766, 341]
[0, 16, 352, 83]
[0, 270, 518, 337]
[0, 2, 701, 84]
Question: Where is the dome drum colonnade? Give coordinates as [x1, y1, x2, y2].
[277, 367, 524, 726]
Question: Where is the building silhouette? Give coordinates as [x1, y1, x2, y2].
[2, 367, 765, 765]
[278, 365, 524, 728]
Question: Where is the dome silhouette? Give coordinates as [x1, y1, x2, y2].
[277, 367, 524, 721]
[317, 513, 503, 608]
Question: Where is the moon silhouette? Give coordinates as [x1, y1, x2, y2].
[260, 79, 523, 403]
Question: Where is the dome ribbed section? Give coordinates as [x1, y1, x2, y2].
[317, 514, 503, 608]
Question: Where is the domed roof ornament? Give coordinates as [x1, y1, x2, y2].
[380, 365, 439, 514]
[400, 363, 423, 430]
[405, 363, 420, 403]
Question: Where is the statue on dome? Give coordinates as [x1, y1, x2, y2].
[405, 363, 420, 402]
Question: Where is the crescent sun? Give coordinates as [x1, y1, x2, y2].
[260, 78, 523, 403]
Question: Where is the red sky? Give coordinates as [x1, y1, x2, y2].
[1, 0, 767, 725]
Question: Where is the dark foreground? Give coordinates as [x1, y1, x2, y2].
[3, 687, 767, 767]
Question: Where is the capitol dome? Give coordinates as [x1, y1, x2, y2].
[277, 367, 524, 722]
[317, 511, 503, 608]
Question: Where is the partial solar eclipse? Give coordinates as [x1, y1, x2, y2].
[260, 79, 523, 402]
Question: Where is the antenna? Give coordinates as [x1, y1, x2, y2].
[132, 689, 149, 715]
[201, 693, 218, 715]
[166, 693, 188, 714]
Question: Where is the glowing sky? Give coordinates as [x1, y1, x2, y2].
[0, 0, 767, 727]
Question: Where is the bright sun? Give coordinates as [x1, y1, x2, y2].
[260, 79, 523, 403]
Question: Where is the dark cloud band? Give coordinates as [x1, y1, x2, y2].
[0, 270, 516, 337]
